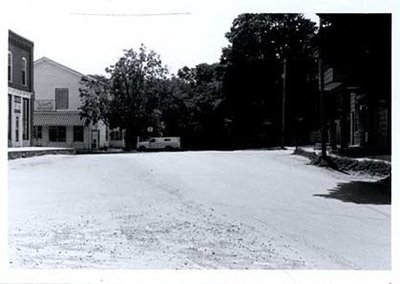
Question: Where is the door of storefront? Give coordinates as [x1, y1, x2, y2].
[14, 114, 22, 147]
[91, 129, 100, 150]
[13, 96, 23, 147]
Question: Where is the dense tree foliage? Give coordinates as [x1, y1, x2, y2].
[80, 14, 320, 150]
[80, 46, 226, 149]
[221, 14, 318, 148]
[175, 63, 225, 148]
[79, 75, 111, 126]
[319, 14, 391, 103]
[104, 45, 169, 148]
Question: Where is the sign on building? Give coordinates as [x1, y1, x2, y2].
[35, 99, 55, 111]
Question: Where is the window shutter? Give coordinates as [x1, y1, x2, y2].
[55, 88, 69, 109]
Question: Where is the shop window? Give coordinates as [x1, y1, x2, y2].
[8, 52, 12, 82]
[55, 88, 69, 109]
[49, 126, 66, 142]
[73, 126, 84, 142]
[22, 57, 27, 86]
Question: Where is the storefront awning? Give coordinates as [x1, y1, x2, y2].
[34, 112, 86, 126]
[324, 82, 342, 92]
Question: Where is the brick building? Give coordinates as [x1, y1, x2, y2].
[8, 30, 34, 147]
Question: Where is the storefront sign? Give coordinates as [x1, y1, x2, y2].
[14, 96, 21, 113]
[35, 100, 55, 111]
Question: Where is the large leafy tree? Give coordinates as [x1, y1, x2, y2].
[221, 13, 318, 148]
[105, 44, 169, 148]
[222, 14, 316, 63]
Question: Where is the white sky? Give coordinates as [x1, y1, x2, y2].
[6, 0, 396, 77]
[4, 0, 325, 76]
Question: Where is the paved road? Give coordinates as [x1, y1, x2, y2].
[8, 150, 390, 269]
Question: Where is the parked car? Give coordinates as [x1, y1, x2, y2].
[137, 137, 181, 151]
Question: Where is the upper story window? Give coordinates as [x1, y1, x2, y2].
[21, 57, 27, 86]
[8, 52, 12, 82]
[55, 88, 69, 109]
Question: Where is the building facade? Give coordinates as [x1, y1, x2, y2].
[8, 30, 34, 147]
[323, 66, 390, 153]
[318, 14, 391, 156]
[33, 57, 109, 150]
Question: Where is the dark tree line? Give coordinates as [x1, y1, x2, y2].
[220, 14, 318, 148]
[79, 13, 390, 150]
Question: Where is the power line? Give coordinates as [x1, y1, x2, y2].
[70, 12, 192, 17]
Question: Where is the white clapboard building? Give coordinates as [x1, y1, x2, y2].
[33, 57, 109, 150]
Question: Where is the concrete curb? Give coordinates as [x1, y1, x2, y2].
[8, 148, 75, 160]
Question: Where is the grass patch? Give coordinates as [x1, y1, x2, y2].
[293, 148, 391, 177]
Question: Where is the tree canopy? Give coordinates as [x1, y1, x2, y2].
[319, 14, 391, 102]
[79, 74, 111, 126]
[104, 45, 169, 148]
[221, 13, 318, 147]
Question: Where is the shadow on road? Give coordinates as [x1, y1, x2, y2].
[314, 176, 391, 205]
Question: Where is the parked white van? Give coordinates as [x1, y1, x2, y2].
[137, 137, 181, 151]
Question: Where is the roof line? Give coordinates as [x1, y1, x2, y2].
[34, 57, 95, 80]
[9, 30, 34, 46]
[34, 110, 81, 114]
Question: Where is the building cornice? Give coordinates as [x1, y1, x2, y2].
[9, 30, 34, 47]
[8, 87, 33, 99]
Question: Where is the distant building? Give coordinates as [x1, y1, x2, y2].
[8, 30, 34, 147]
[33, 57, 109, 150]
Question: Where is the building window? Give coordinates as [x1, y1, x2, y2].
[73, 126, 84, 142]
[49, 126, 66, 142]
[23, 98, 30, 140]
[55, 88, 69, 109]
[33, 126, 42, 139]
[8, 52, 12, 82]
[22, 57, 27, 86]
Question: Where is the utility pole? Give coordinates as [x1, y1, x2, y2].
[281, 58, 287, 149]
[318, 17, 327, 158]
